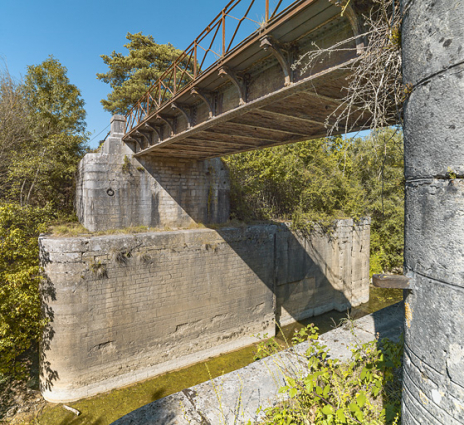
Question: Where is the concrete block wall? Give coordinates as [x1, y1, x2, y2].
[39, 220, 369, 403]
[75, 115, 230, 232]
[275, 219, 370, 326]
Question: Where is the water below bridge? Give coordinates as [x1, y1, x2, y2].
[38, 285, 403, 425]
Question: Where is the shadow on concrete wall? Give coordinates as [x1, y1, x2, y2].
[38, 247, 59, 395]
[211, 222, 359, 328]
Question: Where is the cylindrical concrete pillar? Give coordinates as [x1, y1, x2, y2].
[401, 0, 464, 423]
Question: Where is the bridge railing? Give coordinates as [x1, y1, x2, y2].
[125, 0, 295, 134]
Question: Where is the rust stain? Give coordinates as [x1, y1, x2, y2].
[405, 302, 413, 328]
[419, 390, 429, 405]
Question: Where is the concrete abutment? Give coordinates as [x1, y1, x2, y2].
[76, 115, 230, 232]
[39, 221, 369, 402]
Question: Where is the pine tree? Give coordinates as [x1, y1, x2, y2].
[97, 32, 185, 114]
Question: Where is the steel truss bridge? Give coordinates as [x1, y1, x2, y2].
[123, 0, 369, 160]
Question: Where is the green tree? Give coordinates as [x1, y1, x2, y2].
[97, 32, 186, 114]
[23, 56, 86, 136]
[350, 129, 404, 275]
[224, 137, 367, 229]
[0, 58, 87, 376]
[0, 67, 29, 198]
[4, 57, 88, 211]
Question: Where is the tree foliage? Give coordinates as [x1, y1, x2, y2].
[225, 138, 367, 226]
[0, 204, 52, 375]
[97, 32, 185, 114]
[225, 129, 404, 275]
[0, 57, 88, 211]
[0, 58, 87, 374]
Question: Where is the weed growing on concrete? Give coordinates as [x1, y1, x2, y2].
[256, 324, 403, 425]
[89, 260, 108, 279]
[113, 250, 130, 265]
[138, 252, 153, 265]
[253, 335, 281, 361]
[122, 155, 131, 173]
[48, 222, 89, 236]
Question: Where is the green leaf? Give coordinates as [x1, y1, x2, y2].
[322, 404, 333, 416]
[357, 392, 367, 408]
[323, 385, 330, 397]
[360, 366, 367, 380]
[289, 387, 298, 398]
[279, 386, 289, 394]
[336, 409, 347, 423]
[349, 402, 359, 413]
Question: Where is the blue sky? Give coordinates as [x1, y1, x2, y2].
[1, 0, 252, 148]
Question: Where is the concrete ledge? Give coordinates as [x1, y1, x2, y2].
[112, 302, 404, 425]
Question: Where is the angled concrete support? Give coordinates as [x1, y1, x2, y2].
[329, 0, 367, 54]
[156, 114, 175, 137]
[135, 130, 151, 150]
[144, 123, 162, 143]
[191, 87, 215, 118]
[171, 102, 192, 128]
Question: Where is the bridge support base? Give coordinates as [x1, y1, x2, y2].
[75, 115, 230, 232]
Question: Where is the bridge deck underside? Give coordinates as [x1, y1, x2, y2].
[137, 67, 366, 160]
[125, 0, 370, 160]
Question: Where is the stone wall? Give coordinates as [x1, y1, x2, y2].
[39, 220, 369, 403]
[75, 115, 230, 232]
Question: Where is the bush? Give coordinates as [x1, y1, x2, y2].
[256, 324, 403, 425]
[0, 203, 52, 376]
[225, 130, 404, 274]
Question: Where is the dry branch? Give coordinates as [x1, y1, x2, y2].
[293, 0, 403, 134]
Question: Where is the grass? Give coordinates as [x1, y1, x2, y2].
[47, 219, 257, 237]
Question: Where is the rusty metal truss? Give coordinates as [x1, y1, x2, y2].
[124, 0, 295, 134]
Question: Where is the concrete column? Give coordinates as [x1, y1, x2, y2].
[401, 0, 464, 423]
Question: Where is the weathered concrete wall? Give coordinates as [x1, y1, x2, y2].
[275, 219, 370, 326]
[401, 0, 464, 423]
[75, 115, 230, 232]
[39, 220, 369, 403]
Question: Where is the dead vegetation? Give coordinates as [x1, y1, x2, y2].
[294, 0, 404, 134]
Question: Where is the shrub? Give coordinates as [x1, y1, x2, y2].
[0, 203, 52, 376]
[256, 324, 403, 425]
